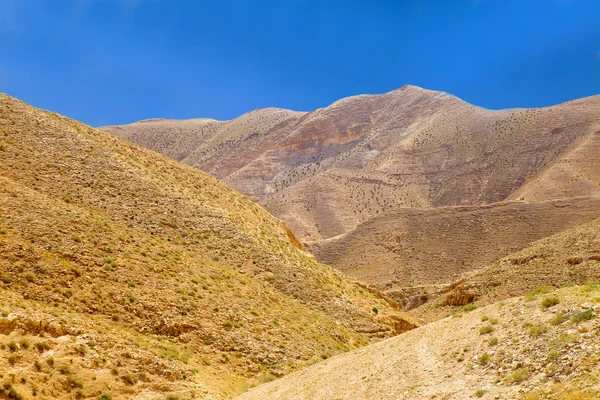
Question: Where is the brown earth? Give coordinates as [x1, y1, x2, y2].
[308, 197, 600, 309]
[101, 87, 600, 308]
[236, 284, 600, 400]
[102, 86, 600, 241]
[412, 215, 600, 323]
[0, 93, 416, 399]
[237, 285, 600, 400]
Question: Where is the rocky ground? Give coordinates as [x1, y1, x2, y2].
[236, 284, 600, 399]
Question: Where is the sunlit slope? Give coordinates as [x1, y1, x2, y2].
[237, 284, 600, 400]
[0, 93, 414, 399]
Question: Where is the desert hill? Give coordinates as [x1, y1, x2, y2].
[102, 86, 600, 241]
[309, 197, 600, 309]
[413, 214, 600, 323]
[237, 283, 600, 399]
[0, 93, 415, 399]
[102, 87, 600, 309]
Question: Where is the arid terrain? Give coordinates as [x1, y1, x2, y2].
[237, 283, 600, 399]
[0, 93, 415, 399]
[102, 86, 600, 306]
[3, 86, 600, 399]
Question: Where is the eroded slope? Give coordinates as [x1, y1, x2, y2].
[237, 284, 600, 400]
[0, 93, 414, 399]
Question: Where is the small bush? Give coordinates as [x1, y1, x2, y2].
[463, 303, 477, 312]
[528, 324, 548, 338]
[59, 365, 71, 375]
[67, 375, 84, 389]
[524, 286, 551, 301]
[548, 349, 561, 359]
[479, 325, 494, 335]
[541, 297, 559, 309]
[8, 388, 22, 400]
[572, 310, 595, 323]
[505, 368, 531, 384]
[550, 314, 568, 326]
[478, 353, 490, 364]
[489, 337, 499, 346]
[372, 307, 378, 314]
[475, 388, 486, 397]
[35, 341, 50, 352]
[121, 373, 137, 385]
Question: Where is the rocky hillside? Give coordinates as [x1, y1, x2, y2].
[309, 197, 600, 309]
[0, 93, 416, 399]
[413, 215, 600, 323]
[102, 86, 600, 242]
[237, 284, 600, 399]
[102, 87, 600, 312]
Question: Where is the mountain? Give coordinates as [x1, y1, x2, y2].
[101, 86, 600, 308]
[0, 93, 416, 399]
[235, 283, 600, 399]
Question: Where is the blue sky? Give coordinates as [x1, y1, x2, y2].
[1, 0, 599, 126]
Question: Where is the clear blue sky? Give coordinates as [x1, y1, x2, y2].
[1, 0, 599, 126]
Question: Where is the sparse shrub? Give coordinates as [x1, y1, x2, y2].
[59, 365, 71, 375]
[505, 368, 531, 384]
[541, 296, 559, 309]
[7, 388, 22, 400]
[489, 337, 499, 346]
[98, 394, 112, 400]
[372, 307, 378, 314]
[548, 349, 561, 360]
[524, 286, 551, 301]
[121, 373, 137, 385]
[475, 388, 486, 397]
[478, 353, 490, 364]
[479, 325, 494, 335]
[35, 341, 49, 353]
[550, 314, 568, 326]
[463, 303, 477, 312]
[67, 375, 84, 389]
[572, 310, 595, 323]
[8, 341, 17, 352]
[480, 315, 489, 322]
[223, 320, 233, 330]
[528, 324, 548, 338]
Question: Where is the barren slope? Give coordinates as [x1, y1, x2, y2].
[100, 117, 223, 161]
[105, 86, 600, 239]
[413, 215, 600, 323]
[237, 284, 600, 400]
[103, 87, 600, 241]
[309, 197, 600, 308]
[0, 93, 415, 399]
[102, 88, 600, 310]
